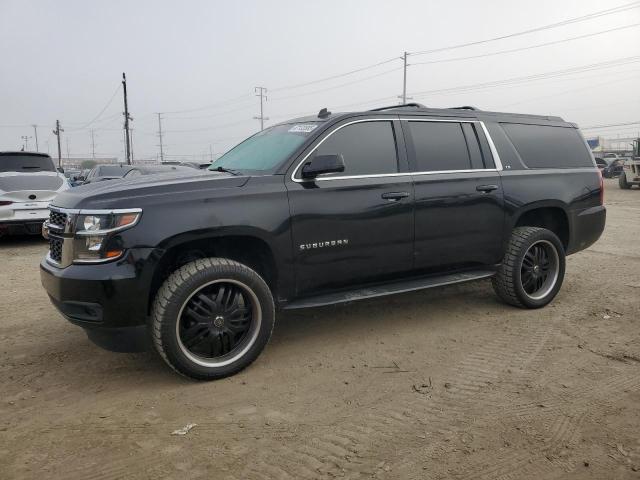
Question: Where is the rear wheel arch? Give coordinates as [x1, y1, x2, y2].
[512, 205, 570, 251]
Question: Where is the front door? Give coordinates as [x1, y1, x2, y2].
[286, 118, 414, 296]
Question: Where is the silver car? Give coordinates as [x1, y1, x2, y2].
[0, 152, 68, 236]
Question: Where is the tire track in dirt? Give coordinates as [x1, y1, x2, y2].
[228, 320, 553, 479]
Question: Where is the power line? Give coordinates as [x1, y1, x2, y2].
[270, 56, 399, 92]
[411, 0, 640, 56]
[67, 84, 122, 131]
[581, 121, 640, 130]
[161, 93, 254, 115]
[495, 70, 640, 108]
[409, 56, 640, 98]
[270, 67, 403, 101]
[410, 23, 640, 66]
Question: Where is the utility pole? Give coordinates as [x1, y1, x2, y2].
[90, 129, 97, 160]
[21, 135, 32, 151]
[209, 144, 214, 163]
[157, 113, 165, 162]
[122, 72, 132, 165]
[52, 120, 63, 168]
[254, 87, 269, 131]
[401, 51, 408, 104]
[32, 125, 39, 151]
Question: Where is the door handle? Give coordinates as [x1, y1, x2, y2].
[476, 184, 498, 193]
[381, 191, 410, 200]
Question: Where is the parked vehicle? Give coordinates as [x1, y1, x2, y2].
[123, 165, 197, 179]
[595, 157, 607, 171]
[619, 156, 640, 189]
[80, 164, 135, 184]
[40, 104, 605, 380]
[602, 159, 624, 178]
[0, 152, 68, 236]
[160, 161, 202, 169]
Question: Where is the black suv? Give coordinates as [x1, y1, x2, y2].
[40, 104, 606, 380]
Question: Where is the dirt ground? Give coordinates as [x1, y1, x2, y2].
[0, 178, 639, 480]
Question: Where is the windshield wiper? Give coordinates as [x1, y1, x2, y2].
[214, 166, 241, 176]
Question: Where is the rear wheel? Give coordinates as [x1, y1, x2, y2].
[492, 227, 565, 309]
[151, 258, 275, 380]
[619, 173, 631, 189]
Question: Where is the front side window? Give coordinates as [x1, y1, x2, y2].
[311, 121, 398, 177]
[408, 121, 472, 172]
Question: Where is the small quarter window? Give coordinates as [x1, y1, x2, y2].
[312, 121, 399, 177]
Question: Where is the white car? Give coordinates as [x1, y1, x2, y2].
[0, 152, 69, 236]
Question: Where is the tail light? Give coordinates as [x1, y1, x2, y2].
[0, 201, 13, 206]
[598, 169, 604, 205]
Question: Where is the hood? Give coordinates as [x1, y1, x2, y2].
[52, 170, 250, 210]
[0, 171, 67, 201]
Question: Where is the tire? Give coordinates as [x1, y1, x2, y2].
[619, 173, 631, 189]
[492, 227, 566, 309]
[151, 258, 275, 380]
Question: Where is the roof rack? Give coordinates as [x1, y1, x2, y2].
[369, 103, 426, 112]
[450, 106, 479, 111]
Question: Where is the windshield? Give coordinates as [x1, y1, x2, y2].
[0, 154, 56, 173]
[210, 123, 320, 173]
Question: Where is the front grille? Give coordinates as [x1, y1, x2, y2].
[49, 210, 67, 229]
[49, 237, 63, 263]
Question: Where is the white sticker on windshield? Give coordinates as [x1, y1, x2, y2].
[288, 124, 318, 133]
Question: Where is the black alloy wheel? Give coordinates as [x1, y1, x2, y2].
[152, 258, 275, 380]
[177, 280, 258, 365]
[520, 240, 559, 301]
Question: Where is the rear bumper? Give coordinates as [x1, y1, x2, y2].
[567, 205, 606, 255]
[0, 219, 45, 235]
[40, 247, 163, 351]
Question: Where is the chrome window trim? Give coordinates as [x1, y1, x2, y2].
[290, 118, 503, 183]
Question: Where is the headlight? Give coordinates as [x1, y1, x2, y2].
[72, 209, 141, 263]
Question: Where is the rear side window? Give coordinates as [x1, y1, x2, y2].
[408, 121, 472, 171]
[501, 123, 593, 168]
[313, 121, 398, 176]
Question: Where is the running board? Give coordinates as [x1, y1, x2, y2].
[283, 269, 496, 310]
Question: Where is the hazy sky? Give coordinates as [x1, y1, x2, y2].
[1, 0, 639, 162]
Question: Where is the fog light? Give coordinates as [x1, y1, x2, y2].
[85, 235, 104, 252]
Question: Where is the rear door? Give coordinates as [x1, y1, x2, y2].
[402, 118, 505, 270]
[286, 118, 414, 296]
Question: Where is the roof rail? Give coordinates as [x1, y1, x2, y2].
[369, 103, 426, 112]
[450, 106, 479, 111]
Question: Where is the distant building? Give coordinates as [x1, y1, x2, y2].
[60, 157, 119, 169]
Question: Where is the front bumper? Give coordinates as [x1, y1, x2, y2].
[40, 247, 163, 351]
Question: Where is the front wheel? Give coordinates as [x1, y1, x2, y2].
[151, 258, 275, 380]
[492, 227, 566, 309]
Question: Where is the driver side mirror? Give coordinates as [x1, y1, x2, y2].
[301, 154, 345, 179]
[57, 167, 65, 174]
